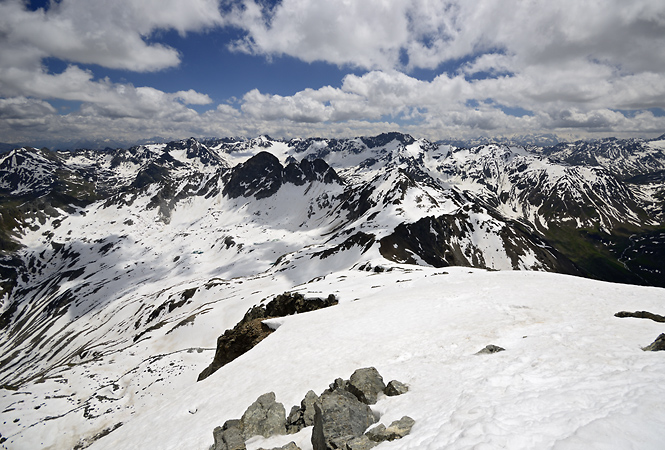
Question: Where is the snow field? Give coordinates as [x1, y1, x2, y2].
[87, 266, 665, 450]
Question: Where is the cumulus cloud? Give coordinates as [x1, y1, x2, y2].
[227, 0, 665, 73]
[0, 0, 224, 72]
[1, 0, 664, 145]
[0, 0, 216, 141]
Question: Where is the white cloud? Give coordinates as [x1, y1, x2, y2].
[0, 0, 224, 72]
[0, 97, 57, 119]
[1, 0, 664, 145]
[0, 0, 215, 139]
[227, 0, 665, 73]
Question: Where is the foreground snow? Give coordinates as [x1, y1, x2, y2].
[10, 266, 659, 450]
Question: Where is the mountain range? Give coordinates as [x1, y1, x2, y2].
[0, 132, 664, 449]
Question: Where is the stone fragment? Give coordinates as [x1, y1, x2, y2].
[211, 419, 246, 450]
[643, 333, 665, 351]
[241, 392, 287, 439]
[347, 367, 385, 405]
[365, 416, 415, 443]
[364, 424, 386, 443]
[384, 380, 408, 396]
[311, 389, 377, 450]
[475, 344, 505, 355]
[345, 435, 378, 450]
[287, 390, 319, 433]
[384, 416, 415, 440]
[327, 378, 349, 393]
[257, 442, 301, 450]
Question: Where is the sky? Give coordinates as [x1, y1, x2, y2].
[0, 0, 665, 148]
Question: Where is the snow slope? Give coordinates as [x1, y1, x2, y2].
[87, 267, 665, 450]
[3, 265, 664, 449]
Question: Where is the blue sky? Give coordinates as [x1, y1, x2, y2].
[1, 0, 665, 148]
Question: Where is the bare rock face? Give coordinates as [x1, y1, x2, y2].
[241, 392, 287, 440]
[643, 333, 665, 351]
[198, 293, 338, 381]
[198, 318, 274, 382]
[311, 390, 377, 450]
[347, 367, 385, 405]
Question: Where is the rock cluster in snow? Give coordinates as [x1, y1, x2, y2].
[210, 367, 413, 450]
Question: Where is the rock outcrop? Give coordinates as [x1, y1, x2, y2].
[198, 293, 338, 381]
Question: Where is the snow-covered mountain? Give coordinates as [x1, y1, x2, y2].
[1, 133, 664, 449]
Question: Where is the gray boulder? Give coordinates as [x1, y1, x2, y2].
[287, 390, 319, 433]
[384, 380, 408, 396]
[347, 368, 385, 405]
[643, 333, 665, 351]
[241, 392, 287, 439]
[365, 416, 415, 443]
[212, 419, 246, 450]
[311, 389, 377, 450]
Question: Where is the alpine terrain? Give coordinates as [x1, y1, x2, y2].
[0, 133, 664, 449]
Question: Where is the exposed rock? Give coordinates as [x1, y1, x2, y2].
[476, 344, 505, 355]
[199, 293, 338, 381]
[615, 311, 665, 323]
[384, 380, 408, 396]
[345, 435, 377, 450]
[364, 425, 386, 443]
[241, 392, 287, 440]
[365, 416, 415, 443]
[325, 378, 349, 394]
[222, 152, 341, 200]
[287, 390, 319, 434]
[212, 419, 246, 450]
[384, 416, 415, 440]
[311, 389, 377, 450]
[347, 367, 385, 405]
[265, 293, 338, 318]
[222, 152, 284, 199]
[643, 333, 665, 351]
[198, 318, 274, 381]
[257, 442, 300, 450]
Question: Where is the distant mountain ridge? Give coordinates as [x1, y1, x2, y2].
[1, 132, 665, 448]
